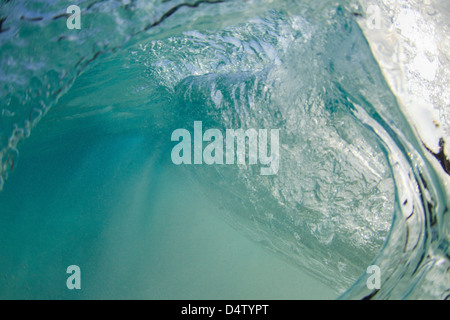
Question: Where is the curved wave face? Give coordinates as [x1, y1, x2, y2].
[0, 0, 448, 299]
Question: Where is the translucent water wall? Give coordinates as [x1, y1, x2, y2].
[0, 0, 448, 299]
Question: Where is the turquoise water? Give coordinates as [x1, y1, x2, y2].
[0, 123, 334, 299]
[0, 0, 448, 299]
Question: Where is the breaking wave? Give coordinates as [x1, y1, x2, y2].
[0, 0, 448, 299]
